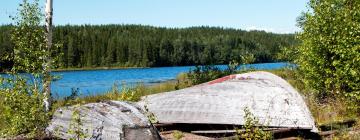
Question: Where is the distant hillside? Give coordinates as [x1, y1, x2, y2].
[0, 25, 298, 70]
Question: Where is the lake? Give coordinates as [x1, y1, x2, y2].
[49, 62, 292, 98]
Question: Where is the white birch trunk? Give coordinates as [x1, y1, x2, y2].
[44, 0, 53, 111]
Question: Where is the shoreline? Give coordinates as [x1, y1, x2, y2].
[0, 66, 147, 74]
[54, 78, 178, 99]
[52, 66, 149, 72]
[2, 62, 289, 73]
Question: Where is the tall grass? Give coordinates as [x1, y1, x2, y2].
[52, 72, 191, 108]
[268, 69, 359, 139]
[3, 68, 358, 138]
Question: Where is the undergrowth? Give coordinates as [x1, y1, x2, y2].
[53, 68, 359, 139]
[268, 69, 360, 139]
[172, 130, 184, 140]
[235, 107, 272, 140]
[52, 72, 191, 108]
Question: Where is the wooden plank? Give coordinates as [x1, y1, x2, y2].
[153, 123, 175, 127]
[318, 130, 338, 136]
[191, 128, 294, 134]
[277, 137, 302, 140]
[191, 130, 236, 134]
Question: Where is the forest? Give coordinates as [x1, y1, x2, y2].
[1, 0, 360, 139]
[0, 25, 297, 71]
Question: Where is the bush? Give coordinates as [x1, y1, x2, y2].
[67, 108, 89, 140]
[188, 56, 256, 85]
[296, 0, 360, 109]
[172, 130, 184, 140]
[187, 65, 225, 85]
[237, 107, 272, 140]
[0, 76, 49, 137]
[0, 0, 54, 137]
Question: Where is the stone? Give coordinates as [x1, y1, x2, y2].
[46, 101, 161, 140]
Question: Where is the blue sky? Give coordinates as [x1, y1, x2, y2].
[1, 0, 308, 33]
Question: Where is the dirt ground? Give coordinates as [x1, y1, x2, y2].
[160, 131, 216, 140]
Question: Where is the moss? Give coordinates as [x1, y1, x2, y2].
[172, 130, 184, 140]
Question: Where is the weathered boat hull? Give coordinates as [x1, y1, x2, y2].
[138, 71, 318, 132]
[46, 101, 161, 140]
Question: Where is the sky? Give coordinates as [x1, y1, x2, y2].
[0, 0, 308, 34]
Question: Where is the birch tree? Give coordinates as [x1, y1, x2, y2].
[296, 0, 360, 106]
[0, 0, 50, 136]
[43, 0, 53, 112]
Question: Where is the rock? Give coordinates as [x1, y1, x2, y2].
[46, 101, 161, 140]
[138, 71, 318, 132]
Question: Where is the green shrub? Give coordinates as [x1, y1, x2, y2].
[296, 0, 360, 109]
[0, 0, 55, 137]
[118, 84, 138, 101]
[144, 104, 158, 124]
[188, 57, 256, 85]
[172, 130, 184, 140]
[237, 107, 272, 140]
[187, 65, 225, 85]
[68, 108, 89, 140]
[0, 76, 49, 137]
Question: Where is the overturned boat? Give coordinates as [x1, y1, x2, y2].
[138, 71, 318, 133]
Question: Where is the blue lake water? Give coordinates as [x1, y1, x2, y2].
[50, 62, 292, 98]
[1, 62, 292, 98]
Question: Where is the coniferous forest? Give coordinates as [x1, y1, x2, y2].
[1, 0, 360, 139]
[0, 24, 297, 71]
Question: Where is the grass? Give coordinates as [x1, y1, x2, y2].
[268, 69, 358, 122]
[54, 69, 359, 130]
[0, 72, 191, 136]
[2, 68, 359, 139]
[267, 69, 360, 139]
[52, 72, 191, 108]
[0, 94, 4, 130]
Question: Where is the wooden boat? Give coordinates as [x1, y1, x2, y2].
[138, 71, 318, 132]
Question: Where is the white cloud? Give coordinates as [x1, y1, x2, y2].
[246, 26, 275, 33]
[245, 26, 296, 34]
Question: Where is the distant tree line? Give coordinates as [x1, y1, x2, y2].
[0, 25, 298, 71]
